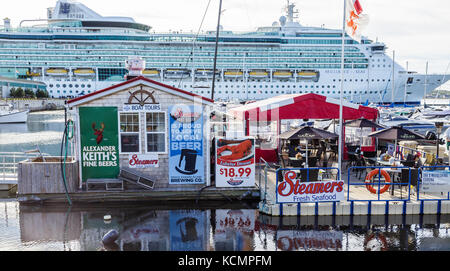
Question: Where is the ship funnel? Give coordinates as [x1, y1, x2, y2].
[3, 18, 11, 30]
[47, 7, 54, 19]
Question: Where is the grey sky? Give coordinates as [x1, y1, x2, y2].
[2, 0, 450, 85]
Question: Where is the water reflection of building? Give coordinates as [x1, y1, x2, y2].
[19, 206, 81, 249]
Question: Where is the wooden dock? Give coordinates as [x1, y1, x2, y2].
[17, 186, 261, 205]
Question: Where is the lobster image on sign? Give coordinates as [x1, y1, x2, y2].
[215, 138, 256, 188]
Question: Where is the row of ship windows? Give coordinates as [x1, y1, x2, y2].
[0, 44, 362, 52]
[0, 52, 367, 58]
[47, 79, 390, 90]
[48, 89, 388, 95]
[48, 84, 92, 88]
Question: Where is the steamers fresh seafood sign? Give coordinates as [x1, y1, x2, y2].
[168, 105, 204, 184]
[79, 107, 120, 182]
[277, 171, 344, 203]
[216, 138, 255, 188]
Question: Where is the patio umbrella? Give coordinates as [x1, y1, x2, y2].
[344, 118, 386, 151]
[344, 118, 386, 129]
[279, 126, 338, 168]
[368, 126, 426, 159]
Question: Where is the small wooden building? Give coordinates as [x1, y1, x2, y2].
[66, 76, 215, 191]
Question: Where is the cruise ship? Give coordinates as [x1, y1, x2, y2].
[0, 0, 448, 104]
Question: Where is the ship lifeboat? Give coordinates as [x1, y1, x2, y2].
[195, 69, 218, 79]
[142, 69, 160, 77]
[26, 71, 41, 77]
[164, 69, 191, 79]
[73, 68, 95, 76]
[273, 70, 293, 79]
[46, 68, 69, 76]
[224, 70, 244, 78]
[249, 70, 269, 79]
[297, 70, 320, 82]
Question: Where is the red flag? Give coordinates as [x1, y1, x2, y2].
[345, 0, 369, 41]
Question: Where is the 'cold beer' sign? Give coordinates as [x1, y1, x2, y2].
[276, 171, 344, 203]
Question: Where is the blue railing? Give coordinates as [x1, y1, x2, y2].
[347, 166, 413, 202]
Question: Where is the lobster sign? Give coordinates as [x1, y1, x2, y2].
[215, 138, 255, 188]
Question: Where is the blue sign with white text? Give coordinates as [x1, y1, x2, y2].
[168, 105, 204, 184]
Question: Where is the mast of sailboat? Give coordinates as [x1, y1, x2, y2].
[391, 50, 395, 105]
[211, 0, 223, 101]
[404, 61, 408, 105]
[424, 61, 428, 107]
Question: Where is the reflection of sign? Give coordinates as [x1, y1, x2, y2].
[128, 154, 159, 168]
[277, 171, 344, 203]
[419, 238, 450, 251]
[170, 210, 206, 251]
[216, 138, 255, 188]
[421, 171, 450, 193]
[277, 230, 343, 251]
[216, 209, 255, 234]
[80, 107, 120, 182]
[169, 105, 204, 185]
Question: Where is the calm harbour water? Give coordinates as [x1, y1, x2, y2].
[0, 111, 450, 251]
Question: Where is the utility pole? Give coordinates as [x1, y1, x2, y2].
[211, 0, 223, 101]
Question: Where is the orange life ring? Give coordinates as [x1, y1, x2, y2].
[364, 233, 388, 251]
[365, 169, 391, 194]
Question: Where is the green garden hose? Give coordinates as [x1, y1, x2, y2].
[61, 120, 74, 205]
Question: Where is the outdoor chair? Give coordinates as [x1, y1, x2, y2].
[401, 160, 415, 168]
[300, 168, 319, 182]
[356, 156, 369, 179]
[328, 144, 338, 161]
[392, 168, 419, 199]
[363, 151, 377, 167]
[290, 159, 304, 168]
[346, 153, 359, 169]
[307, 157, 318, 168]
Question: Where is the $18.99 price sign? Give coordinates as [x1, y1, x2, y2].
[215, 138, 255, 188]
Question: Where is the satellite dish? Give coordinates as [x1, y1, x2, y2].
[279, 16, 287, 26]
[272, 21, 280, 27]
[219, 25, 224, 31]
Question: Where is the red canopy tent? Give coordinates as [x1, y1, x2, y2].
[229, 93, 379, 163]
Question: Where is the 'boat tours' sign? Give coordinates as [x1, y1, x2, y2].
[421, 170, 450, 193]
[168, 105, 204, 185]
[79, 107, 120, 182]
[276, 171, 345, 203]
[215, 138, 256, 188]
